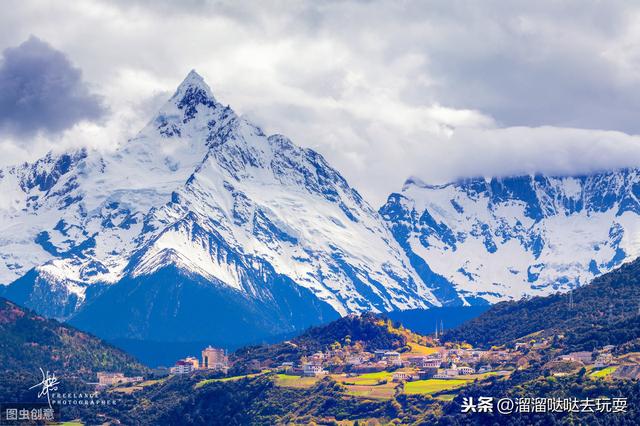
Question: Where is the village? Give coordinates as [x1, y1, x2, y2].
[168, 346, 230, 375]
[95, 328, 638, 401]
[94, 346, 230, 389]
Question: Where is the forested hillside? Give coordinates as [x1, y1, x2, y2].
[444, 257, 640, 350]
[232, 312, 431, 373]
[0, 297, 148, 378]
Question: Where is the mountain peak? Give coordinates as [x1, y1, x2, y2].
[149, 69, 222, 131]
[171, 69, 217, 105]
[179, 69, 206, 88]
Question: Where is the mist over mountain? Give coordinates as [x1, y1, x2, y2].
[2, 71, 640, 356]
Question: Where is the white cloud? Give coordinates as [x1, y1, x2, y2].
[419, 126, 640, 183]
[2, 0, 640, 205]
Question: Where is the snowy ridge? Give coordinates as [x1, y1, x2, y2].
[0, 70, 437, 320]
[3, 69, 639, 330]
[380, 172, 640, 304]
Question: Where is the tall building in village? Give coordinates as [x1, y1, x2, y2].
[202, 346, 229, 372]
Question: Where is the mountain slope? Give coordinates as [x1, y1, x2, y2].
[0, 70, 439, 348]
[231, 312, 418, 372]
[443, 256, 640, 350]
[69, 265, 338, 344]
[380, 173, 640, 304]
[0, 296, 147, 377]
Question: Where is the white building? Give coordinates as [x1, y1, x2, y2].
[170, 361, 195, 375]
[384, 351, 402, 366]
[560, 351, 592, 364]
[302, 363, 326, 377]
[444, 368, 460, 377]
[96, 372, 143, 387]
[392, 371, 418, 382]
[422, 358, 441, 369]
[458, 366, 475, 375]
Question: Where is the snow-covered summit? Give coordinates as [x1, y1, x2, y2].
[175, 69, 214, 96]
[0, 71, 437, 325]
[3, 70, 639, 343]
[381, 171, 640, 304]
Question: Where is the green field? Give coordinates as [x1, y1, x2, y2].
[335, 371, 397, 399]
[274, 374, 320, 388]
[195, 372, 266, 388]
[355, 371, 393, 380]
[274, 372, 397, 398]
[338, 371, 393, 385]
[590, 366, 618, 378]
[403, 379, 470, 395]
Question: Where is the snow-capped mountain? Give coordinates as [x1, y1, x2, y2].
[0, 71, 438, 343]
[4, 69, 640, 347]
[380, 173, 640, 305]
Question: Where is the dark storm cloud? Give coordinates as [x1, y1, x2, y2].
[0, 36, 106, 136]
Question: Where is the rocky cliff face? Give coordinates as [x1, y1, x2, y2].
[380, 171, 640, 304]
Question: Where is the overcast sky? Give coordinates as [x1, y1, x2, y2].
[3, 0, 640, 205]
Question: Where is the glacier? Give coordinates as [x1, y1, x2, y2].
[380, 173, 640, 305]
